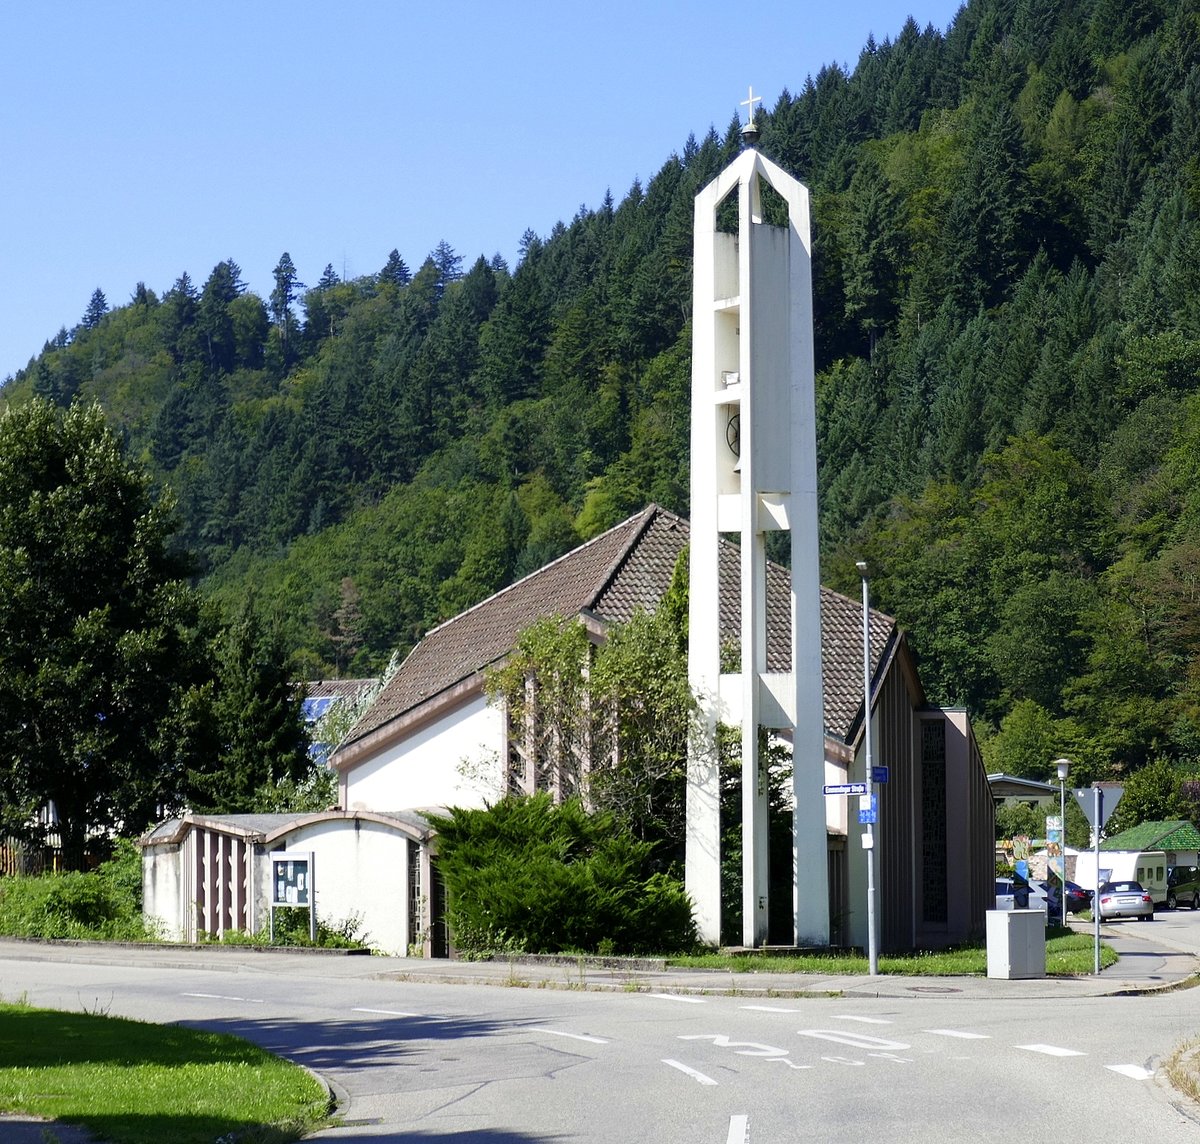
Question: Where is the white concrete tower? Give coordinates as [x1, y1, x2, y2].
[686, 101, 827, 948]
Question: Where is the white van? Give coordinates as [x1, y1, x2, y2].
[1075, 850, 1169, 906]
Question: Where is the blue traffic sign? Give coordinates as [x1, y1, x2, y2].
[871, 765, 889, 784]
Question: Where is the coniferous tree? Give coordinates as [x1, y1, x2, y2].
[82, 288, 108, 330]
[269, 251, 303, 364]
[378, 249, 411, 288]
[194, 598, 310, 813]
[842, 150, 902, 357]
[197, 259, 245, 375]
[430, 240, 463, 296]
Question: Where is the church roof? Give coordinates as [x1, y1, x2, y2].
[336, 505, 899, 757]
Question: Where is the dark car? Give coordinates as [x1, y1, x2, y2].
[1167, 865, 1200, 911]
[1040, 879, 1091, 915]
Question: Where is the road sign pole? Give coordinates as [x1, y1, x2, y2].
[857, 563, 878, 976]
[1093, 785, 1102, 975]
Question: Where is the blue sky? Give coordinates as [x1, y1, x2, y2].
[2, 1, 965, 381]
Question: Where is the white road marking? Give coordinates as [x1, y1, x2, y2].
[679, 1034, 788, 1057]
[923, 1028, 991, 1039]
[832, 1014, 893, 1024]
[529, 1027, 609, 1044]
[1017, 1044, 1086, 1057]
[1107, 1063, 1155, 1080]
[727, 1113, 749, 1143]
[741, 1005, 802, 1013]
[662, 1058, 718, 1085]
[352, 1007, 423, 1017]
[766, 1057, 814, 1069]
[797, 1030, 911, 1051]
[651, 993, 706, 1003]
[181, 992, 263, 1003]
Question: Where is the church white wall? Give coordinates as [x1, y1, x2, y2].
[255, 819, 417, 956]
[343, 692, 505, 813]
[142, 839, 186, 941]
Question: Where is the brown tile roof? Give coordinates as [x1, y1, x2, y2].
[341, 508, 661, 747]
[338, 505, 900, 754]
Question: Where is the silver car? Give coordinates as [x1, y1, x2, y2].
[1096, 880, 1155, 922]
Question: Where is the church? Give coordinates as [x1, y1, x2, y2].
[330, 504, 993, 954]
[142, 108, 994, 957]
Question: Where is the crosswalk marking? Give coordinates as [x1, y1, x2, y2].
[529, 1027, 609, 1044]
[182, 991, 263, 1004]
[662, 1058, 718, 1085]
[1017, 1043, 1086, 1057]
[352, 1007, 422, 1017]
[1107, 1063, 1155, 1080]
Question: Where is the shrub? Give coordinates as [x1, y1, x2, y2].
[214, 908, 371, 950]
[0, 837, 159, 942]
[0, 867, 155, 942]
[428, 794, 698, 958]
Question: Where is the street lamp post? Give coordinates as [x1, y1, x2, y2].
[1055, 758, 1070, 927]
[856, 560, 879, 976]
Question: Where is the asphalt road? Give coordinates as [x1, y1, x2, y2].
[2, 925, 1200, 1143]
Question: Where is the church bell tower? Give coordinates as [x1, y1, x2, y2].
[686, 93, 828, 947]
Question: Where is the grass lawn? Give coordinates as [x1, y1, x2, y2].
[0, 1001, 330, 1144]
[669, 928, 1119, 976]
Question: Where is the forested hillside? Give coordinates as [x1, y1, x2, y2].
[6, 0, 1200, 797]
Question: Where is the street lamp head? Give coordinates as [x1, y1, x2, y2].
[856, 560, 868, 578]
[1054, 757, 1071, 781]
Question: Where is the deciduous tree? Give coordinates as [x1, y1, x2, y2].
[0, 401, 210, 866]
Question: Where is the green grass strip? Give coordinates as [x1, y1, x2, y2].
[0, 1002, 330, 1144]
[669, 930, 1119, 976]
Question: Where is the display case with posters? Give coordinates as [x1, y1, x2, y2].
[269, 851, 315, 942]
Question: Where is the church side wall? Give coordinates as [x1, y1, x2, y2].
[875, 664, 919, 952]
[256, 819, 419, 956]
[944, 708, 993, 937]
[142, 841, 185, 941]
[343, 692, 504, 813]
[843, 664, 990, 953]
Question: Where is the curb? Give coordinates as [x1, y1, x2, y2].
[0, 935, 370, 956]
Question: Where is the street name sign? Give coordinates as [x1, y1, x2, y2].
[824, 782, 868, 796]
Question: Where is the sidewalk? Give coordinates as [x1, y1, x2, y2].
[373, 918, 1200, 1001]
[3, 922, 1197, 1002]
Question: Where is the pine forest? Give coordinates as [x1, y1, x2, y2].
[6, 0, 1200, 810]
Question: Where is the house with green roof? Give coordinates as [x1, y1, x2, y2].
[1102, 820, 1200, 868]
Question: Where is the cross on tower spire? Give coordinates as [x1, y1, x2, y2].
[740, 85, 762, 128]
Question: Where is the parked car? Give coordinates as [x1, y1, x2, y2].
[1035, 881, 1062, 915]
[995, 878, 1052, 912]
[1095, 880, 1155, 922]
[1039, 879, 1091, 914]
[1167, 865, 1200, 910]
